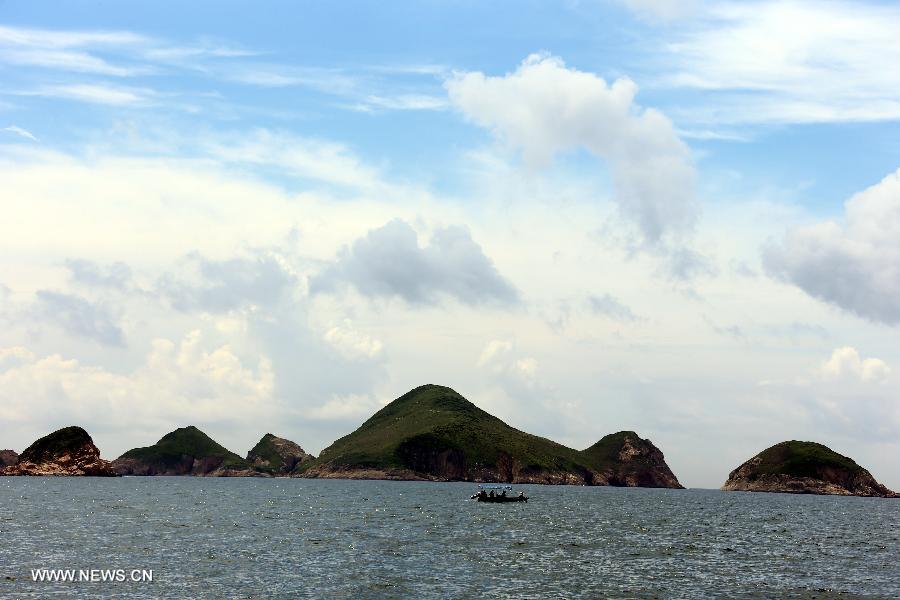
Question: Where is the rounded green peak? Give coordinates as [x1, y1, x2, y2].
[158, 425, 206, 442]
[754, 440, 863, 476]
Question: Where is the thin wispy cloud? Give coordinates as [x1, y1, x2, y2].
[22, 83, 153, 106]
[1, 125, 39, 142]
[663, 0, 900, 124]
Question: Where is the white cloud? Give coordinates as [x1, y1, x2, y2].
[311, 219, 520, 307]
[29, 290, 126, 347]
[323, 320, 384, 361]
[619, 0, 699, 21]
[764, 169, 900, 324]
[0, 331, 274, 446]
[820, 347, 890, 383]
[25, 83, 152, 106]
[0, 25, 147, 49]
[446, 53, 697, 245]
[354, 94, 448, 112]
[587, 293, 639, 321]
[1, 125, 39, 142]
[201, 129, 386, 191]
[158, 250, 298, 313]
[307, 393, 380, 420]
[477, 340, 538, 384]
[666, 1, 900, 124]
[0, 48, 143, 76]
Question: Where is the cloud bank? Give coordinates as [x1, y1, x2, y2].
[311, 219, 519, 307]
[765, 169, 900, 324]
[446, 53, 697, 246]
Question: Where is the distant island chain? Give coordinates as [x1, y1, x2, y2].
[1, 385, 895, 498]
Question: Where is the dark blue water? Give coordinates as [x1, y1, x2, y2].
[1, 477, 898, 598]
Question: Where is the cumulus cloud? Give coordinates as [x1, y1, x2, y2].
[311, 219, 519, 307]
[159, 251, 298, 313]
[820, 347, 890, 383]
[764, 169, 900, 324]
[446, 53, 697, 245]
[31, 290, 125, 346]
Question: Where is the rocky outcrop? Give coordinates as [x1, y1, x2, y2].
[581, 431, 684, 489]
[247, 433, 313, 475]
[722, 440, 896, 498]
[112, 426, 263, 477]
[0, 449, 18, 467]
[1, 426, 116, 476]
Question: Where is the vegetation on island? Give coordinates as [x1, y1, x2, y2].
[742, 441, 864, 481]
[116, 425, 250, 473]
[18, 426, 95, 464]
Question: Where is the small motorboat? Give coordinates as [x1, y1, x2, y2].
[470, 484, 528, 503]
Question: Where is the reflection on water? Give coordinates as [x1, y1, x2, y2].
[1, 477, 898, 598]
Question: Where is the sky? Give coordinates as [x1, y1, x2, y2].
[1, 0, 899, 489]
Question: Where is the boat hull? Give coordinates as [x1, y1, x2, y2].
[472, 495, 528, 503]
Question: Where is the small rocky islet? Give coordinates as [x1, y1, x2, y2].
[1, 426, 116, 476]
[722, 440, 896, 498]
[1, 384, 896, 498]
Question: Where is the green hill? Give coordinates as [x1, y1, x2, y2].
[299, 384, 682, 487]
[738, 440, 862, 479]
[112, 426, 252, 476]
[723, 440, 895, 497]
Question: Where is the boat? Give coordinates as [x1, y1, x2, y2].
[470, 484, 528, 503]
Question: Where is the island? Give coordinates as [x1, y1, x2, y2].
[111, 425, 261, 476]
[1, 426, 116, 476]
[722, 440, 896, 497]
[298, 384, 683, 487]
[246, 433, 315, 475]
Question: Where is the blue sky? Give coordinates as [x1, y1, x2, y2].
[2, 0, 899, 488]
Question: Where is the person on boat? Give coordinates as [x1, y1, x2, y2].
[518, 491, 525, 499]
[488, 490, 495, 498]
[478, 490, 487, 499]
[500, 490, 507, 498]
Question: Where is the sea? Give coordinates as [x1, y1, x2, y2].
[1, 477, 898, 599]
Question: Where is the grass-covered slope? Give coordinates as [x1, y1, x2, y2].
[742, 441, 862, 479]
[114, 426, 250, 475]
[301, 384, 590, 483]
[723, 440, 896, 497]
